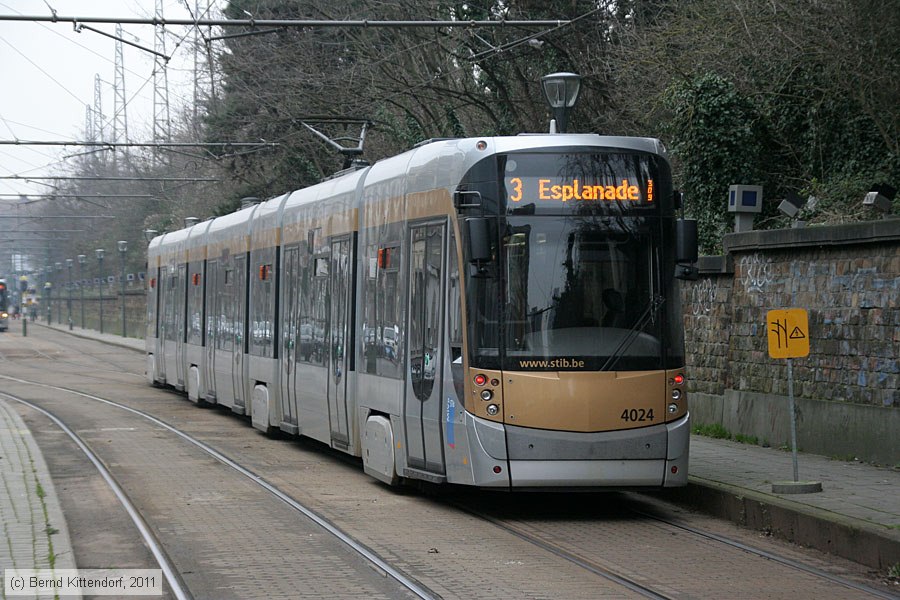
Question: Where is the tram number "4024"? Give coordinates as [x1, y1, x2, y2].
[621, 408, 655, 422]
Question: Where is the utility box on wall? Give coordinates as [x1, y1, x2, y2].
[728, 185, 763, 232]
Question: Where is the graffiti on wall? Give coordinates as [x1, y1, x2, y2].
[690, 278, 718, 319]
[740, 253, 773, 293]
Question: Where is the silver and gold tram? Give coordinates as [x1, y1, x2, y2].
[146, 133, 698, 489]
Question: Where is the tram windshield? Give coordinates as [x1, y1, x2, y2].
[464, 151, 679, 372]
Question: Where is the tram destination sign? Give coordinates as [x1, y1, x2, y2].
[506, 176, 655, 204]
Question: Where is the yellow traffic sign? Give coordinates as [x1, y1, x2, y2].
[767, 309, 809, 359]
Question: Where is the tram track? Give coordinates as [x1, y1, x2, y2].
[448, 500, 673, 600]
[24, 347, 145, 380]
[2, 329, 896, 598]
[15, 327, 146, 378]
[0, 375, 439, 600]
[452, 498, 896, 600]
[4, 370, 893, 600]
[627, 507, 899, 600]
[1, 371, 672, 599]
[0, 391, 192, 600]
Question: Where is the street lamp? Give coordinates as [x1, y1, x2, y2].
[55, 262, 62, 324]
[78, 255, 86, 328]
[540, 72, 582, 134]
[66, 258, 73, 330]
[43, 281, 51, 323]
[117, 240, 127, 337]
[96, 248, 105, 334]
[143, 229, 158, 242]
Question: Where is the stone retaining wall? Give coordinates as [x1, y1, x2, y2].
[682, 220, 900, 464]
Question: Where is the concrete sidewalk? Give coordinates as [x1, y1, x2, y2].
[0, 395, 79, 598]
[660, 435, 900, 572]
[21, 319, 900, 574]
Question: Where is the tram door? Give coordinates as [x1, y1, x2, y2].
[280, 246, 300, 431]
[157, 268, 168, 381]
[175, 264, 187, 388]
[205, 261, 217, 399]
[232, 255, 247, 410]
[404, 223, 446, 475]
[327, 237, 352, 447]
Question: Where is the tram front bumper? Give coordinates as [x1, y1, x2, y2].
[468, 412, 691, 489]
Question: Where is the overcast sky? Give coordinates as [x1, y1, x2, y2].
[0, 0, 203, 201]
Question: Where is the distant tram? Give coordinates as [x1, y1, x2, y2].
[147, 133, 698, 489]
[0, 279, 8, 331]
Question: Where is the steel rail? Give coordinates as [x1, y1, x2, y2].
[0, 374, 439, 600]
[452, 502, 672, 600]
[629, 507, 898, 600]
[0, 391, 192, 600]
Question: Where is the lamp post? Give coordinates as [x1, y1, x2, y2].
[43, 281, 51, 323]
[55, 262, 62, 324]
[66, 258, 73, 330]
[96, 248, 105, 334]
[78, 255, 86, 328]
[117, 240, 127, 337]
[540, 72, 582, 134]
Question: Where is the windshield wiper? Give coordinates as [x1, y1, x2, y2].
[599, 294, 664, 372]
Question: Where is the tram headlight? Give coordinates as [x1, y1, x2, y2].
[668, 403, 679, 414]
[0, 312, 6, 319]
[480, 389, 493, 401]
[486, 404, 499, 416]
[671, 389, 682, 400]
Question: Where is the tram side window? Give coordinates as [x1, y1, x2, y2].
[164, 272, 178, 342]
[375, 237, 402, 379]
[147, 267, 158, 339]
[250, 250, 275, 358]
[205, 259, 217, 347]
[309, 237, 329, 367]
[218, 266, 234, 351]
[298, 236, 324, 365]
[187, 261, 203, 346]
[362, 243, 378, 374]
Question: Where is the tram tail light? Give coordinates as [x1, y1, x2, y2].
[673, 373, 685, 385]
[473, 373, 487, 386]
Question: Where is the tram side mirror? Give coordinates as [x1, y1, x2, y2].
[675, 218, 700, 281]
[464, 217, 492, 264]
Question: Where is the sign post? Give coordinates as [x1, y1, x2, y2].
[766, 308, 821, 494]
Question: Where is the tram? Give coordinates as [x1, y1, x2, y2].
[147, 133, 699, 489]
[0, 279, 9, 331]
